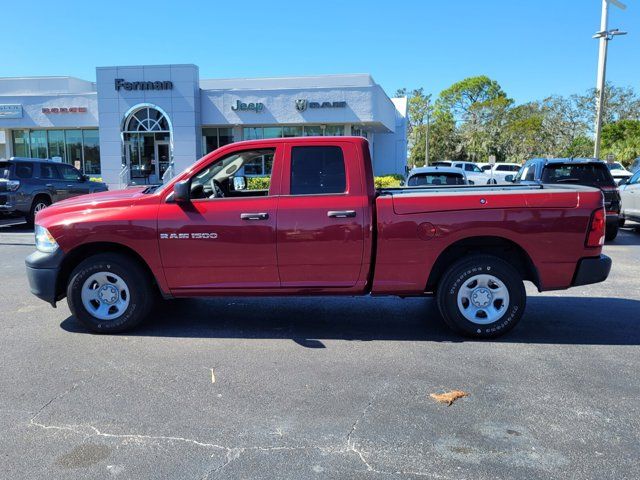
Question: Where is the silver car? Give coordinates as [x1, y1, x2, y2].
[619, 169, 640, 226]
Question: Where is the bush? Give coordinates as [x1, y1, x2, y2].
[374, 174, 404, 188]
[247, 177, 271, 190]
[89, 177, 103, 183]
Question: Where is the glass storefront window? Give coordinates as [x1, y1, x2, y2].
[47, 130, 66, 161]
[10, 129, 100, 174]
[283, 126, 302, 137]
[12, 130, 29, 157]
[218, 128, 233, 147]
[324, 125, 344, 136]
[303, 125, 323, 136]
[243, 127, 263, 140]
[64, 130, 83, 170]
[351, 126, 368, 138]
[82, 130, 100, 175]
[263, 127, 282, 139]
[203, 127, 235, 154]
[29, 130, 48, 158]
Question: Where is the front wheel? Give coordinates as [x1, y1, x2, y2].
[436, 255, 526, 338]
[67, 253, 154, 333]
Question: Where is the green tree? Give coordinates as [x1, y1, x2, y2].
[397, 88, 433, 167]
[601, 119, 640, 166]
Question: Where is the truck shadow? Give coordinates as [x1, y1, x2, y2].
[60, 295, 640, 346]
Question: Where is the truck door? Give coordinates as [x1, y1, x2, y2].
[276, 142, 366, 288]
[157, 146, 282, 291]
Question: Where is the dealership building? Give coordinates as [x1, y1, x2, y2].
[0, 64, 407, 189]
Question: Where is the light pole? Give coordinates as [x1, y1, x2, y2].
[424, 98, 430, 166]
[593, 0, 627, 159]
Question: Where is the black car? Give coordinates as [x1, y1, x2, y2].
[0, 157, 108, 225]
[506, 158, 621, 241]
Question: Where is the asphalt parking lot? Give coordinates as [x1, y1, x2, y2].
[0, 218, 639, 480]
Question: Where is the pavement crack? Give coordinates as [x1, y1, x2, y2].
[345, 384, 386, 474]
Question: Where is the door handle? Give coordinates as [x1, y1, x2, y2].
[240, 212, 269, 220]
[45, 184, 54, 188]
[327, 210, 357, 218]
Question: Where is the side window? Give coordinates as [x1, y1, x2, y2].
[40, 163, 60, 180]
[514, 165, 527, 181]
[290, 146, 346, 195]
[524, 165, 536, 181]
[15, 162, 34, 179]
[630, 171, 640, 185]
[57, 164, 82, 181]
[190, 148, 275, 200]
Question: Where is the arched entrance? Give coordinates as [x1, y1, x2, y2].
[122, 104, 172, 184]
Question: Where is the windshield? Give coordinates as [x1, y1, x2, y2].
[541, 163, 616, 187]
[408, 172, 465, 186]
[606, 162, 624, 170]
[0, 162, 10, 179]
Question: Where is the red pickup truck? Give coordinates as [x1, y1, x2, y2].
[26, 137, 611, 338]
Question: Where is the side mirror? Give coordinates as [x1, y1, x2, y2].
[504, 174, 514, 183]
[399, 180, 405, 186]
[233, 176, 247, 191]
[618, 178, 628, 186]
[173, 180, 190, 203]
[468, 180, 475, 185]
[79, 174, 87, 182]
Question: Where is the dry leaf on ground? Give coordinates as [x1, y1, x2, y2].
[430, 390, 468, 406]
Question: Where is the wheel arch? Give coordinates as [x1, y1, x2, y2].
[426, 236, 539, 292]
[30, 192, 52, 208]
[56, 242, 164, 301]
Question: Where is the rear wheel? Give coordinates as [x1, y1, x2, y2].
[436, 255, 526, 338]
[26, 196, 51, 226]
[67, 253, 153, 333]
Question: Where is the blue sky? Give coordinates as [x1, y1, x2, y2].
[3, 0, 638, 103]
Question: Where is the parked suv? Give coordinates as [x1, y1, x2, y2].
[507, 158, 621, 240]
[0, 158, 108, 225]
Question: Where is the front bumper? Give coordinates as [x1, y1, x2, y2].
[572, 254, 612, 287]
[25, 249, 65, 306]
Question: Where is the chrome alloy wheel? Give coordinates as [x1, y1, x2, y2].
[456, 274, 510, 325]
[80, 272, 130, 321]
[33, 202, 48, 213]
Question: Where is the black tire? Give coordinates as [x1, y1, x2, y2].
[436, 255, 526, 339]
[618, 216, 626, 228]
[26, 195, 51, 226]
[605, 224, 619, 241]
[67, 253, 154, 333]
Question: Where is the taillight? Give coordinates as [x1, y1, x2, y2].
[586, 208, 605, 248]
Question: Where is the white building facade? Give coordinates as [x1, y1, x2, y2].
[0, 64, 407, 189]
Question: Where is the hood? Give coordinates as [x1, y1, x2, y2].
[36, 186, 152, 223]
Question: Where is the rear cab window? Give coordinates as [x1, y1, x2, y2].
[408, 172, 465, 186]
[290, 146, 346, 195]
[541, 163, 616, 187]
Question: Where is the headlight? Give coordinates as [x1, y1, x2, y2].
[34, 225, 59, 253]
